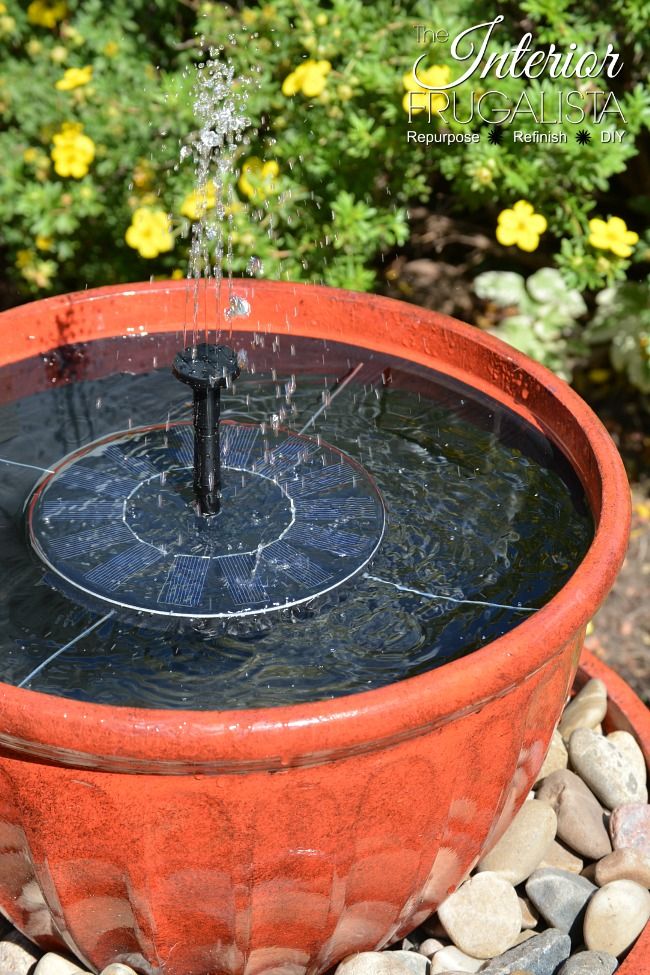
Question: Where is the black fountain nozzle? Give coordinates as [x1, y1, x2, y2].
[172, 343, 240, 516]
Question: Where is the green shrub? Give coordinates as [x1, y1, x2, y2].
[585, 279, 650, 393]
[0, 0, 648, 389]
[474, 268, 588, 380]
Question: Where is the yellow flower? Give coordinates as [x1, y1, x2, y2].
[0, 4, 6, 13]
[132, 158, 154, 190]
[23, 147, 39, 164]
[171, 268, 185, 280]
[496, 200, 547, 253]
[103, 40, 119, 57]
[588, 216, 639, 258]
[282, 59, 331, 98]
[238, 157, 279, 203]
[27, 0, 67, 29]
[125, 207, 174, 259]
[55, 65, 92, 91]
[51, 121, 95, 178]
[0, 14, 15, 35]
[35, 234, 54, 251]
[23, 260, 56, 290]
[16, 249, 35, 270]
[180, 183, 216, 221]
[402, 64, 450, 115]
[26, 39, 43, 56]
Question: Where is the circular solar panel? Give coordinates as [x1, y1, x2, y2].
[27, 421, 386, 619]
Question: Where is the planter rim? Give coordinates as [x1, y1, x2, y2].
[0, 280, 631, 772]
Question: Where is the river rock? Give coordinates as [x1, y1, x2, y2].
[556, 950, 618, 975]
[0, 932, 41, 975]
[417, 939, 445, 958]
[537, 840, 583, 875]
[517, 896, 539, 929]
[610, 802, 650, 856]
[508, 930, 537, 948]
[583, 878, 650, 957]
[536, 770, 611, 859]
[34, 956, 88, 975]
[336, 952, 420, 975]
[594, 847, 650, 888]
[558, 679, 607, 741]
[478, 928, 571, 975]
[430, 945, 483, 973]
[569, 728, 647, 808]
[535, 731, 568, 784]
[476, 800, 557, 886]
[437, 872, 521, 959]
[387, 951, 429, 975]
[607, 731, 648, 798]
[99, 966, 138, 975]
[525, 868, 596, 935]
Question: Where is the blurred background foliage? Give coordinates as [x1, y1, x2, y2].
[0, 0, 649, 402]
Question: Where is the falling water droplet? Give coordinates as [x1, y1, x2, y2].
[225, 294, 251, 319]
[246, 256, 263, 276]
[200, 129, 221, 148]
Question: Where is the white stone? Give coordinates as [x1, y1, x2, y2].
[437, 873, 522, 960]
[34, 955, 88, 975]
[387, 951, 428, 975]
[607, 732, 648, 800]
[98, 966, 138, 975]
[430, 945, 483, 972]
[335, 952, 418, 975]
[476, 800, 556, 886]
[559, 679, 607, 741]
[417, 939, 445, 958]
[569, 728, 647, 808]
[0, 933, 41, 975]
[583, 879, 650, 957]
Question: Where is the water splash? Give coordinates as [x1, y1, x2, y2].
[246, 256, 263, 276]
[182, 53, 250, 347]
[225, 294, 251, 320]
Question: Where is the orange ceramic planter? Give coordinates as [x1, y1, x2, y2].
[0, 282, 632, 975]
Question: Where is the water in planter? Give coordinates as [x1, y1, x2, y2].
[0, 54, 593, 707]
[0, 330, 592, 708]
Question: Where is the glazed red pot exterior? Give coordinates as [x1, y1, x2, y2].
[0, 282, 632, 975]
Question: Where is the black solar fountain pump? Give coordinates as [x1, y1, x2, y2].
[173, 343, 240, 515]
